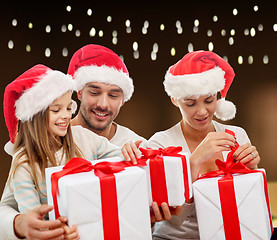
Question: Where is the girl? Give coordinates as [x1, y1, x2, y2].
[147, 51, 260, 239]
[3, 64, 126, 239]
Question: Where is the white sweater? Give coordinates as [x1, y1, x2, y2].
[147, 121, 250, 240]
[0, 125, 124, 239]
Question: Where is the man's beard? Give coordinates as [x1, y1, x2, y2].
[80, 107, 113, 132]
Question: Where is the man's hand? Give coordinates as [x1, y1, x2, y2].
[150, 202, 182, 224]
[14, 205, 65, 240]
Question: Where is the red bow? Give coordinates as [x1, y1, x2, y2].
[197, 129, 273, 239]
[138, 146, 190, 204]
[51, 157, 126, 219]
[139, 146, 183, 159]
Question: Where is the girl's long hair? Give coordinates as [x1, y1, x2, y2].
[8, 108, 83, 193]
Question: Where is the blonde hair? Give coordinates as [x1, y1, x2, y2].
[8, 108, 84, 193]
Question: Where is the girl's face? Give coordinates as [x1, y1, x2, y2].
[172, 94, 217, 131]
[48, 91, 73, 140]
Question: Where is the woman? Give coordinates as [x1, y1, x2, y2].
[147, 51, 260, 239]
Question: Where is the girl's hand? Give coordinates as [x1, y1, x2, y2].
[64, 224, 79, 240]
[232, 143, 260, 169]
[121, 140, 142, 164]
[57, 216, 79, 240]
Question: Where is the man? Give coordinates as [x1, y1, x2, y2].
[68, 44, 146, 149]
[0, 44, 148, 239]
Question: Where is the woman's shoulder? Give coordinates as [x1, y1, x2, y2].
[213, 120, 246, 133]
[213, 121, 249, 143]
[148, 122, 182, 148]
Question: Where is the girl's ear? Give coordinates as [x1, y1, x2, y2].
[170, 97, 179, 107]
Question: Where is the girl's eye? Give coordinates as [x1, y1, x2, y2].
[67, 107, 72, 111]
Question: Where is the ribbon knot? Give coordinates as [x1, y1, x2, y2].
[51, 157, 126, 219]
[139, 146, 183, 159]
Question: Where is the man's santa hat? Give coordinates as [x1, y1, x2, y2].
[67, 44, 134, 102]
[164, 50, 236, 121]
[4, 64, 77, 146]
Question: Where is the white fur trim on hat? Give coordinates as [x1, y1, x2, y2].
[214, 98, 236, 121]
[74, 65, 134, 102]
[164, 66, 225, 99]
[15, 70, 76, 121]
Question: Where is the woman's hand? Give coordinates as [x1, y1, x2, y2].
[121, 140, 142, 164]
[233, 143, 260, 169]
[190, 132, 237, 181]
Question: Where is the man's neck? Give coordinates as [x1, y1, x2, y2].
[71, 113, 116, 140]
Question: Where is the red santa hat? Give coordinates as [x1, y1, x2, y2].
[164, 50, 236, 121]
[67, 44, 134, 102]
[4, 64, 76, 144]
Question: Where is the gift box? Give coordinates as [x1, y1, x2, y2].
[45, 157, 152, 240]
[138, 147, 192, 206]
[193, 142, 273, 240]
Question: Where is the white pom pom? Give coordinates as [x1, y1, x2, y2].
[214, 98, 236, 121]
[4, 141, 14, 156]
[71, 100, 78, 114]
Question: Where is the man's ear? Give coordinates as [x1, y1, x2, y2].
[77, 90, 82, 100]
[170, 97, 179, 107]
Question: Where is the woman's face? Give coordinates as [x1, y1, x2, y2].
[48, 91, 73, 141]
[172, 94, 217, 131]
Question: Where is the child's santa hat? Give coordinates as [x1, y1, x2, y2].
[164, 50, 236, 121]
[4, 64, 76, 145]
[67, 44, 134, 102]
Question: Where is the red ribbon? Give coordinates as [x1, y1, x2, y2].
[51, 157, 126, 240]
[138, 146, 190, 205]
[197, 130, 273, 239]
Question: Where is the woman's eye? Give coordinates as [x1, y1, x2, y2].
[186, 102, 195, 107]
[51, 109, 59, 113]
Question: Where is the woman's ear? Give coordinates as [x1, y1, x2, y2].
[170, 97, 179, 107]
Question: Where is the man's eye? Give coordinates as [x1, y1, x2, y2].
[89, 91, 98, 95]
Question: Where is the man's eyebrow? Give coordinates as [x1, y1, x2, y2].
[87, 84, 100, 89]
[110, 88, 123, 93]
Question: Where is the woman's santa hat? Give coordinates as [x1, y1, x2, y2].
[67, 44, 134, 102]
[164, 50, 236, 121]
[4, 64, 77, 145]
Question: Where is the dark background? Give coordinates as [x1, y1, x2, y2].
[1, 1, 277, 196]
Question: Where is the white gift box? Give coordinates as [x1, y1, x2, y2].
[193, 169, 272, 240]
[46, 157, 152, 240]
[141, 153, 192, 206]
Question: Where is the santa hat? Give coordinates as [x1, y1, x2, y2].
[67, 44, 134, 102]
[4, 64, 77, 144]
[164, 50, 236, 121]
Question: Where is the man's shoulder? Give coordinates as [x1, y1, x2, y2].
[111, 123, 146, 146]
